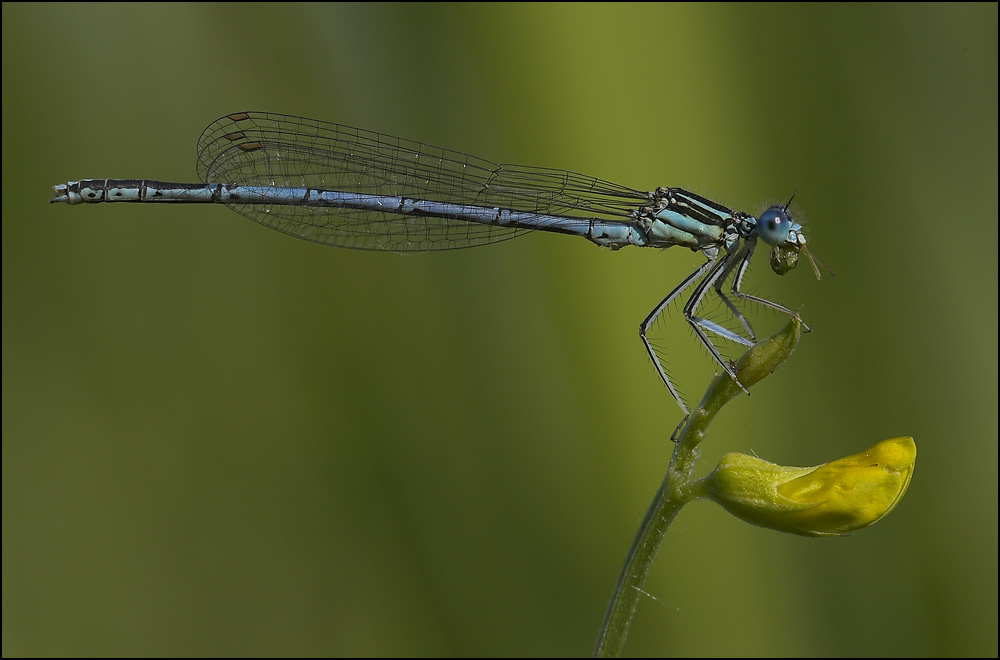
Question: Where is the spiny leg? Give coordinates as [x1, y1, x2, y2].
[727, 242, 812, 333]
[639, 257, 717, 416]
[711, 238, 758, 343]
[683, 254, 753, 397]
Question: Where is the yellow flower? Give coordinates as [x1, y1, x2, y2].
[694, 437, 916, 537]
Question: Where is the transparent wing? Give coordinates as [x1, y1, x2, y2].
[195, 112, 649, 251]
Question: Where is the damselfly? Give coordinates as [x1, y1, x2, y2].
[51, 112, 822, 414]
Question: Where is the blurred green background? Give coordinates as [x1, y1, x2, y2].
[3, 3, 996, 656]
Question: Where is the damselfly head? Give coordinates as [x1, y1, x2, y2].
[757, 200, 802, 276]
[760, 191, 829, 279]
[756, 204, 794, 247]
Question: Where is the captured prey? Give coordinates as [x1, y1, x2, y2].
[51, 111, 821, 414]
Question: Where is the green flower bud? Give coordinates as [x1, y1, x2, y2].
[694, 437, 916, 537]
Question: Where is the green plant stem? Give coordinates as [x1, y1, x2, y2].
[593, 316, 803, 658]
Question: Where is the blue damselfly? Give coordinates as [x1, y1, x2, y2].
[52, 112, 822, 414]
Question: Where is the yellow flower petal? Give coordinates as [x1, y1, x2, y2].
[696, 437, 916, 537]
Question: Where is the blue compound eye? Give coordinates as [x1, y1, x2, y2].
[757, 205, 792, 246]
